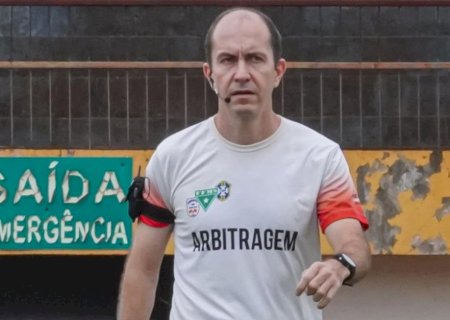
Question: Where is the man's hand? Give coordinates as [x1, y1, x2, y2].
[295, 259, 350, 309]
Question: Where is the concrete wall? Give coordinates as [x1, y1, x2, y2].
[2, 6, 450, 62]
[325, 255, 450, 320]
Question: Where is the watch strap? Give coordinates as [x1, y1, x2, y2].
[333, 253, 355, 286]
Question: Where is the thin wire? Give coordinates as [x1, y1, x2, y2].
[49, 70, 52, 144]
[107, 70, 111, 145]
[126, 70, 130, 143]
[9, 70, 13, 145]
[88, 69, 92, 149]
[339, 71, 343, 144]
[29, 70, 33, 142]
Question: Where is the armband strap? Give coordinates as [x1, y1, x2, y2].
[139, 200, 175, 224]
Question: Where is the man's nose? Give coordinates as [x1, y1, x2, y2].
[234, 59, 250, 82]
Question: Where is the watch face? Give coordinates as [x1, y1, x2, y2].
[341, 253, 356, 267]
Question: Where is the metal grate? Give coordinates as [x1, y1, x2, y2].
[0, 62, 448, 149]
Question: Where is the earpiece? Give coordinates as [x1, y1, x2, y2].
[208, 73, 230, 103]
[208, 77, 218, 94]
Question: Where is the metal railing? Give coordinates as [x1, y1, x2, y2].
[0, 61, 448, 149]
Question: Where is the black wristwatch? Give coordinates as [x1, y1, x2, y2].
[333, 253, 356, 286]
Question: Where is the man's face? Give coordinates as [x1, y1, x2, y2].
[204, 10, 285, 116]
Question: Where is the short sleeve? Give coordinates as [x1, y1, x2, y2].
[317, 146, 369, 233]
[139, 150, 174, 228]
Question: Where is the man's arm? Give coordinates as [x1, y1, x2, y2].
[296, 218, 371, 309]
[325, 218, 371, 283]
[117, 222, 173, 320]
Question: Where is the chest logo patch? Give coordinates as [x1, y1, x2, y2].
[195, 188, 218, 211]
[216, 180, 231, 201]
[186, 198, 200, 217]
[187, 181, 231, 215]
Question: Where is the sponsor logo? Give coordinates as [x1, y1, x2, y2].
[195, 188, 218, 211]
[216, 180, 231, 201]
[186, 181, 231, 216]
[186, 198, 200, 217]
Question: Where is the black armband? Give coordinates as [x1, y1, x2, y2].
[125, 174, 175, 224]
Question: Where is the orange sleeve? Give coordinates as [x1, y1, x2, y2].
[317, 147, 369, 233]
[317, 186, 368, 233]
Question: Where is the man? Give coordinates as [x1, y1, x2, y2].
[117, 7, 371, 320]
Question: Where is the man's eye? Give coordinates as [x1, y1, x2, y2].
[250, 55, 263, 62]
[220, 57, 234, 63]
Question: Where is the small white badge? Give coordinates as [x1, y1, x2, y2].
[186, 198, 200, 217]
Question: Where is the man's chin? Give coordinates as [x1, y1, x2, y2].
[228, 104, 259, 118]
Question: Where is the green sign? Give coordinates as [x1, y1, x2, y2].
[0, 157, 132, 251]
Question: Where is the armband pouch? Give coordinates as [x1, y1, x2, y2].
[125, 169, 175, 224]
[125, 175, 147, 222]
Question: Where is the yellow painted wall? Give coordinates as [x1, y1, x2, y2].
[321, 150, 450, 255]
[1, 149, 449, 255]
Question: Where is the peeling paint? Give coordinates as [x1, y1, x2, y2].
[355, 150, 446, 254]
[411, 235, 447, 254]
[356, 159, 388, 205]
[435, 197, 450, 222]
[356, 164, 370, 204]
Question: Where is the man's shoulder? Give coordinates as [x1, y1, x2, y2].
[281, 117, 339, 148]
[155, 118, 211, 154]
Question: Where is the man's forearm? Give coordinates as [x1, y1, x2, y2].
[325, 219, 372, 285]
[117, 222, 172, 320]
[117, 268, 159, 320]
[340, 238, 371, 284]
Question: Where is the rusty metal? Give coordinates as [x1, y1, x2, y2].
[287, 62, 450, 70]
[3, 61, 450, 70]
[0, 61, 204, 70]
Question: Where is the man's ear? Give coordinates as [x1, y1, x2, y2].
[203, 63, 216, 92]
[203, 63, 212, 81]
[274, 58, 287, 88]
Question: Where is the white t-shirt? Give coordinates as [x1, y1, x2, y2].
[141, 116, 368, 320]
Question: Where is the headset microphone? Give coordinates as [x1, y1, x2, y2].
[209, 78, 231, 103]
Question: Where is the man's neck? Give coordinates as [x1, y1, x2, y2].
[214, 111, 281, 145]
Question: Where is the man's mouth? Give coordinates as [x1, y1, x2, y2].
[231, 90, 254, 96]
